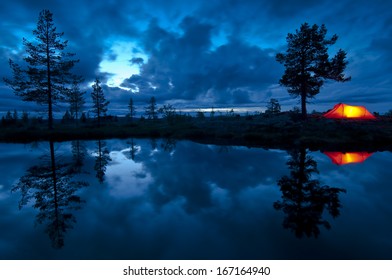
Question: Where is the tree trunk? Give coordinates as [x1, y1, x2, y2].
[301, 92, 307, 119]
[46, 23, 53, 130]
[97, 102, 100, 128]
[300, 60, 308, 120]
[49, 140, 59, 232]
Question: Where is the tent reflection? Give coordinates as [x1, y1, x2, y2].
[324, 151, 373, 165]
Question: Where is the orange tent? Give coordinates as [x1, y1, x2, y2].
[324, 152, 373, 165]
[323, 103, 376, 119]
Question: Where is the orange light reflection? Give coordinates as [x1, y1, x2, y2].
[324, 152, 373, 165]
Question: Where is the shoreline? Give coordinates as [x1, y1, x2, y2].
[1, 114, 392, 151]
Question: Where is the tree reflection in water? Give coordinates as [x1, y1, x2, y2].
[94, 140, 111, 184]
[161, 138, 176, 153]
[12, 141, 88, 248]
[129, 138, 137, 161]
[70, 140, 86, 174]
[274, 148, 346, 238]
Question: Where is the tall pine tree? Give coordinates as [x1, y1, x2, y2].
[91, 78, 109, 127]
[4, 10, 80, 129]
[276, 23, 350, 119]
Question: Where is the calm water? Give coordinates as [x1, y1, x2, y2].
[0, 139, 391, 260]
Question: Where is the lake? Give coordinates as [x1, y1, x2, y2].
[0, 138, 391, 259]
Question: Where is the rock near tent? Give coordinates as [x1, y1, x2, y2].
[323, 103, 376, 119]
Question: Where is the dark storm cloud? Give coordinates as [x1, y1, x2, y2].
[0, 0, 143, 98]
[121, 16, 281, 106]
[130, 57, 144, 65]
[367, 17, 392, 77]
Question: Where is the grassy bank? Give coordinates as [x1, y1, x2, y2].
[1, 113, 392, 151]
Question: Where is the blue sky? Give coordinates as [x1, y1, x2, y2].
[1, 0, 391, 116]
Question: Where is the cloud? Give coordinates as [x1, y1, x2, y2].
[121, 17, 282, 107]
[130, 57, 144, 65]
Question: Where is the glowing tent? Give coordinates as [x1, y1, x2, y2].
[324, 152, 373, 165]
[323, 103, 376, 119]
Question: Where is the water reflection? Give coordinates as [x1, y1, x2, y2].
[71, 140, 86, 173]
[94, 140, 111, 183]
[274, 148, 346, 238]
[128, 138, 137, 161]
[324, 151, 373, 165]
[3, 139, 391, 259]
[161, 138, 176, 153]
[11, 141, 88, 248]
[150, 138, 158, 151]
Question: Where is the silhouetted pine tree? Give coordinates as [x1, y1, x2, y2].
[67, 80, 85, 122]
[265, 98, 281, 114]
[4, 10, 80, 129]
[276, 23, 350, 118]
[91, 78, 109, 127]
[145, 96, 157, 119]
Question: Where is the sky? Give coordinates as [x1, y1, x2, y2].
[1, 0, 391, 116]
